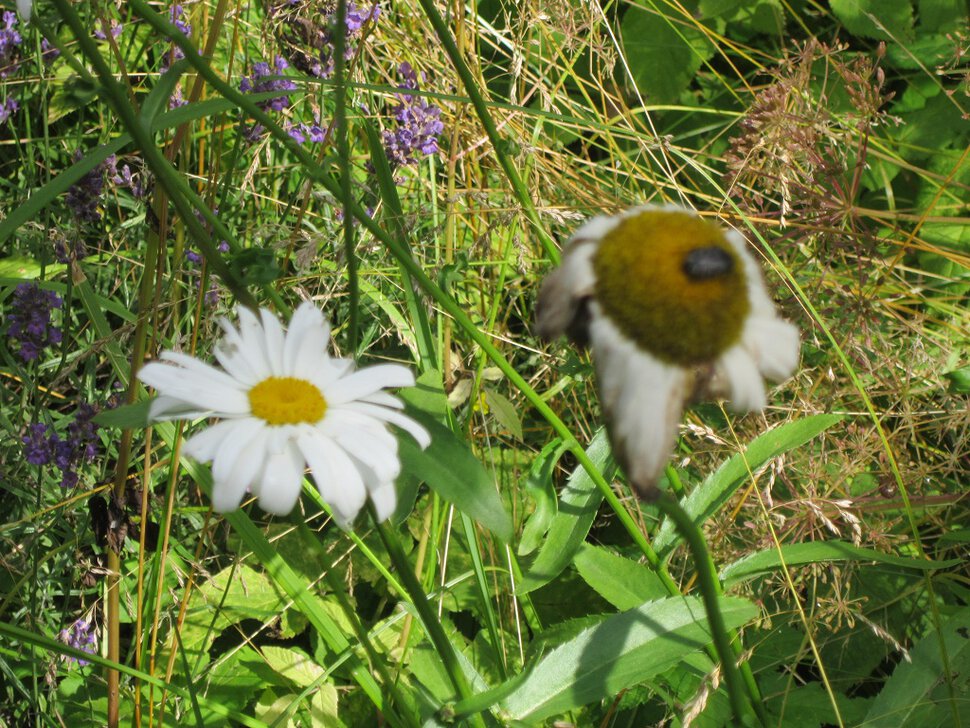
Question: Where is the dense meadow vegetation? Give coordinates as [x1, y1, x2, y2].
[0, 0, 968, 725]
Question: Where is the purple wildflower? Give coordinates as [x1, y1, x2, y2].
[161, 4, 192, 71]
[112, 161, 146, 198]
[6, 282, 63, 361]
[65, 152, 117, 223]
[382, 62, 443, 167]
[22, 423, 54, 465]
[240, 55, 296, 112]
[59, 619, 98, 665]
[0, 96, 16, 123]
[0, 11, 23, 78]
[286, 120, 327, 144]
[48, 403, 101, 488]
[93, 19, 123, 41]
[41, 38, 60, 64]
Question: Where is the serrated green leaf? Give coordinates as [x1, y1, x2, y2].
[398, 408, 513, 543]
[654, 414, 843, 559]
[622, 3, 715, 103]
[500, 596, 757, 721]
[829, 0, 915, 41]
[573, 543, 668, 610]
[516, 428, 616, 594]
[483, 388, 523, 441]
[720, 540, 964, 588]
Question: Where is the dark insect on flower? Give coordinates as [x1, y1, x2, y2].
[381, 62, 443, 168]
[65, 152, 117, 223]
[6, 282, 63, 361]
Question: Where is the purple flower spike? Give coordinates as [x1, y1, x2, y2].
[6, 282, 63, 362]
[59, 619, 98, 666]
[382, 62, 443, 168]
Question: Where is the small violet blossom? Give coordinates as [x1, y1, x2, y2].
[59, 619, 98, 666]
[0, 11, 23, 78]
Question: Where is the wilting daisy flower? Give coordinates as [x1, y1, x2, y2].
[137, 302, 430, 525]
[536, 204, 799, 499]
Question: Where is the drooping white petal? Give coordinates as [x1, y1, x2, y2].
[255, 438, 306, 515]
[717, 344, 767, 412]
[589, 310, 687, 496]
[534, 240, 597, 340]
[742, 316, 800, 382]
[325, 364, 416, 404]
[297, 430, 367, 526]
[138, 361, 250, 416]
[17, 0, 31, 22]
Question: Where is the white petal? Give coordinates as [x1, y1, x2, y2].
[284, 302, 332, 379]
[17, 0, 31, 22]
[259, 308, 287, 376]
[589, 312, 686, 494]
[718, 345, 767, 412]
[743, 316, 800, 382]
[138, 361, 249, 416]
[233, 307, 275, 379]
[325, 364, 416, 404]
[724, 228, 782, 318]
[534, 240, 597, 340]
[210, 418, 265, 487]
[337, 402, 431, 449]
[298, 431, 367, 526]
[360, 391, 405, 409]
[147, 395, 212, 421]
[216, 313, 270, 382]
[368, 478, 398, 523]
[255, 438, 306, 515]
[157, 351, 249, 392]
[183, 419, 248, 462]
[334, 426, 401, 483]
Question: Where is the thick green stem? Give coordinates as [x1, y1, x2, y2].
[655, 493, 758, 726]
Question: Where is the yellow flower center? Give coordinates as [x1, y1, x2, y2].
[592, 209, 750, 365]
[248, 377, 327, 425]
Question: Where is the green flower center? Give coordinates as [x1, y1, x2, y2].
[591, 209, 750, 365]
[248, 377, 327, 425]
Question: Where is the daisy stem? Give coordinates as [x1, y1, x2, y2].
[374, 513, 488, 727]
[654, 492, 759, 726]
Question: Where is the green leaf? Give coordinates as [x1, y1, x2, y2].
[944, 365, 970, 394]
[483, 388, 523, 441]
[398, 408, 513, 543]
[720, 540, 964, 588]
[622, 2, 715, 103]
[516, 428, 616, 594]
[829, 0, 915, 41]
[573, 544, 668, 610]
[654, 414, 843, 559]
[863, 606, 970, 726]
[518, 439, 566, 556]
[499, 596, 758, 721]
[261, 646, 326, 689]
[93, 400, 152, 429]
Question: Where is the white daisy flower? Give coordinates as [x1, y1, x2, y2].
[536, 204, 799, 499]
[137, 302, 430, 525]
